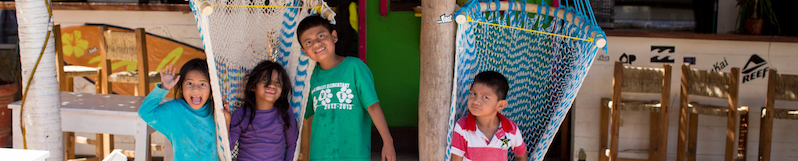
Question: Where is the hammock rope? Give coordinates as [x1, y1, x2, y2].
[210, 4, 321, 10]
[464, 15, 594, 42]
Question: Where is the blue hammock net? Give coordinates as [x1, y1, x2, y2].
[448, 0, 606, 160]
[188, 0, 333, 160]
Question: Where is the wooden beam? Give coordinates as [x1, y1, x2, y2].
[0, 2, 191, 11]
[54, 24, 69, 92]
[135, 28, 149, 96]
[603, 30, 798, 43]
[610, 62, 623, 161]
[358, 0, 366, 62]
[67, 157, 101, 161]
[94, 134, 105, 159]
[299, 116, 313, 161]
[677, 64, 690, 161]
[649, 111, 659, 161]
[418, 0, 455, 160]
[466, 1, 605, 45]
[618, 158, 650, 161]
[600, 98, 610, 161]
[95, 71, 102, 93]
[561, 109, 571, 161]
[759, 69, 777, 161]
[91, 133, 115, 159]
[657, 64, 672, 161]
[98, 26, 112, 94]
[687, 113, 697, 161]
[737, 108, 748, 161]
[64, 132, 75, 160]
[725, 68, 740, 161]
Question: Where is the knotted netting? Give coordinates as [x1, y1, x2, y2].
[448, 0, 606, 160]
[188, 0, 334, 160]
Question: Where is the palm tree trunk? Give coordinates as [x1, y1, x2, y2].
[419, 0, 456, 160]
[16, 0, 63, 160]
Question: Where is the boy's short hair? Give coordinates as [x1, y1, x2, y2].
[472, 71, 509, 100]
[297, 15, 333, 48]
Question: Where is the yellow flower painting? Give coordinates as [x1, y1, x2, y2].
[62, 30, 90, 57]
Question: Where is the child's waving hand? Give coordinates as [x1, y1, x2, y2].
[160, 65, 181, 90]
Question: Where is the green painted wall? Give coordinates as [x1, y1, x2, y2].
[365, 1, 421, 127]
[363, 0, 554, 127]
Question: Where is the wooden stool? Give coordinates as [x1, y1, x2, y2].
[759, 69, 798, 161]
[676, 64, 740, 161]
[601, 62, 671, 161]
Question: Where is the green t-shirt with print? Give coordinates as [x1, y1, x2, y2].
[304, 57, 379, 161]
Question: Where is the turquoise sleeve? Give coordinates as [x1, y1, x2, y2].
[138, 84, 173, 134]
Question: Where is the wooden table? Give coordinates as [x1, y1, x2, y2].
[8, 92, 170, 161]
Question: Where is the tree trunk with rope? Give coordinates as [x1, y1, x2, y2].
[418, 0, 456, 160]
[16, 0, 63, 160]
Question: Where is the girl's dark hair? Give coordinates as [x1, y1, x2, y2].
[238, 60, 293, 132]
[174, 58, 212, 102]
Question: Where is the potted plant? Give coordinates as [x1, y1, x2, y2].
[737, 0, 780, 35]
[0, 44, 20, 148]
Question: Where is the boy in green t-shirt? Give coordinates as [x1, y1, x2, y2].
[297, 15, 396, 161]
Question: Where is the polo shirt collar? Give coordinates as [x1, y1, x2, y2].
[464, 112, 513, 133]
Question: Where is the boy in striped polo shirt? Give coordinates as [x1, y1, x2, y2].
[451, 71, 528, 161]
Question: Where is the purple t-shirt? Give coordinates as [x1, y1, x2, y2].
[229, 107, 298, 161]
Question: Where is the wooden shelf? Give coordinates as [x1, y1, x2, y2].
[605, 30, 798, 43]
[0, 2, 191, 12]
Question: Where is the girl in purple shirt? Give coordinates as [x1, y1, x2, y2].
[223, 60, 298, 161]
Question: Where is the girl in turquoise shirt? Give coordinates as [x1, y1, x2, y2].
[139, 58, 218, 160]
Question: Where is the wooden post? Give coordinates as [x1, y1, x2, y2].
[759, 69, 776, 161]
[135, 28, 149, 96]
[300, 117, 313, 161]
[649, 112, 659, 161]
[657, 64, 672, 161]
[63, 132, 75, 160]
[687, 113, 697, 161]
[725, 68, 739, 161]
[96, 26, 118, 159]
[98, 26, 112, 94]
[95, 134, 104, 158]
[600, 98, 610, 161]
[54, 24, 69, 92]
[560, 110, 571, 161]
[418, 0, 456, 160]
[677, 64, 690, 161]
[737, 108, 748, 161]
[610, 62, 623, 161]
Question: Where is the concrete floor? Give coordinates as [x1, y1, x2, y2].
[370, 152, 419, 161]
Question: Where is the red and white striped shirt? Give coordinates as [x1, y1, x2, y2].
[451, 113, 526, 161]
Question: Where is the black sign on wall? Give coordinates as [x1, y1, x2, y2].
[619, 53, 636, 64]
[650, 46, 675, 63]
[741, 54, 769, 83]
[598, 55, 610, 61]
[712, 57, 729, 72]
[684, 57, 696, 65]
